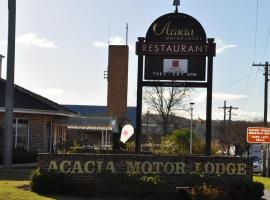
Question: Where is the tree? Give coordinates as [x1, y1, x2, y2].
[214, 120, 264, 156]
[159, 128, 217, 155]
[143, 87, 189, 134]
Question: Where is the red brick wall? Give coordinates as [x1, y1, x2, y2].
[0, 113, 68, 153]
[38, 154, 253, 193]
[107, 45, 129, 121]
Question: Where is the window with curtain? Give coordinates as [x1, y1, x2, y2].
[13, 119, 29, 151]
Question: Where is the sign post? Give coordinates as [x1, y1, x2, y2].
[135, 12, 216, 154]
[3, 0, 16, 169]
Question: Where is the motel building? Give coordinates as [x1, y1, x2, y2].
[0, 45, 132, 155]
[0, 78, 120, 154]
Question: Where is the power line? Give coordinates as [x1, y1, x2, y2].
[250, 85, 264, 113]
[239, 65, 264, 110]
[262, 24, 270, 61]
[241, 68, 260, 108]
[253, 0, 259, 62]
[214, 73, 256, 91]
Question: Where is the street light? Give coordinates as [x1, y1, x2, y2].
[190, 102, 195, 155]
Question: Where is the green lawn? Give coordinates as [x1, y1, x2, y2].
[254, 175, 270, 190]
[0, 169, 95, 200]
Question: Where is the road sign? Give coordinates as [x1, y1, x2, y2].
[247, 127, 270, 143]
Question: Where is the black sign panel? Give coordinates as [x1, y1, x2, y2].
[139, 12, 211, 81]
[145, 56, 206, 81]
[142, 81, 207, 88]
[146, 13, 206, 42]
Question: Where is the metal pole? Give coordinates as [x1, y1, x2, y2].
[264, 62, 268, 126]
[206, 38, 214, 156]
[135, 37, 144, 153]
[0, 55, 5, 78]
[252, 61, 269, 176]
[190, 105, 194, 155]
[218, 100, 228, 155]
[3, 0, 16, 169]
[264, 62, 269, 176]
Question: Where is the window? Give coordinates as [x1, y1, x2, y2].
[13, 119, 29, 152]
[55, 125, 66, 145]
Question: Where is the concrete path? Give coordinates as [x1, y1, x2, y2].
[0, 163, 36, 169]
[264, 190, 270, 200]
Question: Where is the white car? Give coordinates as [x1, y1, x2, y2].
[253, 159, 263, 173]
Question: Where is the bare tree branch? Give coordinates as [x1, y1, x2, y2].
[143, 86, 190, 134]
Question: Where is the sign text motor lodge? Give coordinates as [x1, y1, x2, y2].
[47, 160, 247, 176]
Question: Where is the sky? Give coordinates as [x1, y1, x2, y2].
[0, 0, 270, 122]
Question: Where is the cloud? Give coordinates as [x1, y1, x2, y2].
[193, 92, 247, 103]
[213, 93, 247, 100]
[16, 33, 58, 48]
[93, 41, 108, 48]
[0, 40, 7, 55]
[34, 88, 65, 98]
[93, 36, 126, 47]
[232, 110, 262, 121]
[93, 36, 136, 54]
[216, 38, 237, 54]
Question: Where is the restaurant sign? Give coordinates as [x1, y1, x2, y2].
[136, 12, 215, 81]
[136, 42, 216, 56]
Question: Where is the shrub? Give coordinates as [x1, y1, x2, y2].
[189, 184, 220, 200]
[250, 181, 265, 199]
[30, 169, 73, 194]
[139, 174, 163, 195]
[159, 128, 218, 155]
[183, 173, 223, 189]
[223, 179, 264, 200]
[181, 175, 264, 200]
[30, 169, 165, 197]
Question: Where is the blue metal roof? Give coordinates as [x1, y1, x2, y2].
[63, 105, 136, 127]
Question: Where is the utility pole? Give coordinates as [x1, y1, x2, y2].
[218, 101, 230, 155]
[253, 62, 269, 177]
[3, 0, 16, 169]
[190, 102, 195, 155]
[228, 105, 238, 144]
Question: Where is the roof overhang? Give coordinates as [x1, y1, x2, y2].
[67, 125, 112, 131]
[0, 108, 79, 117]
[56, 116, 115, 131]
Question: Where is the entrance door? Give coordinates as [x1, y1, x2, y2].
[46, 121, 52, 153]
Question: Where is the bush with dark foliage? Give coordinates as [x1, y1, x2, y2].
[30, 169, 73, 194]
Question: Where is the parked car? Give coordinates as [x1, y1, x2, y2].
[253, 159, 263, 174]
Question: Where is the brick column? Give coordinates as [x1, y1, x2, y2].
[107, 45, 129, 121]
